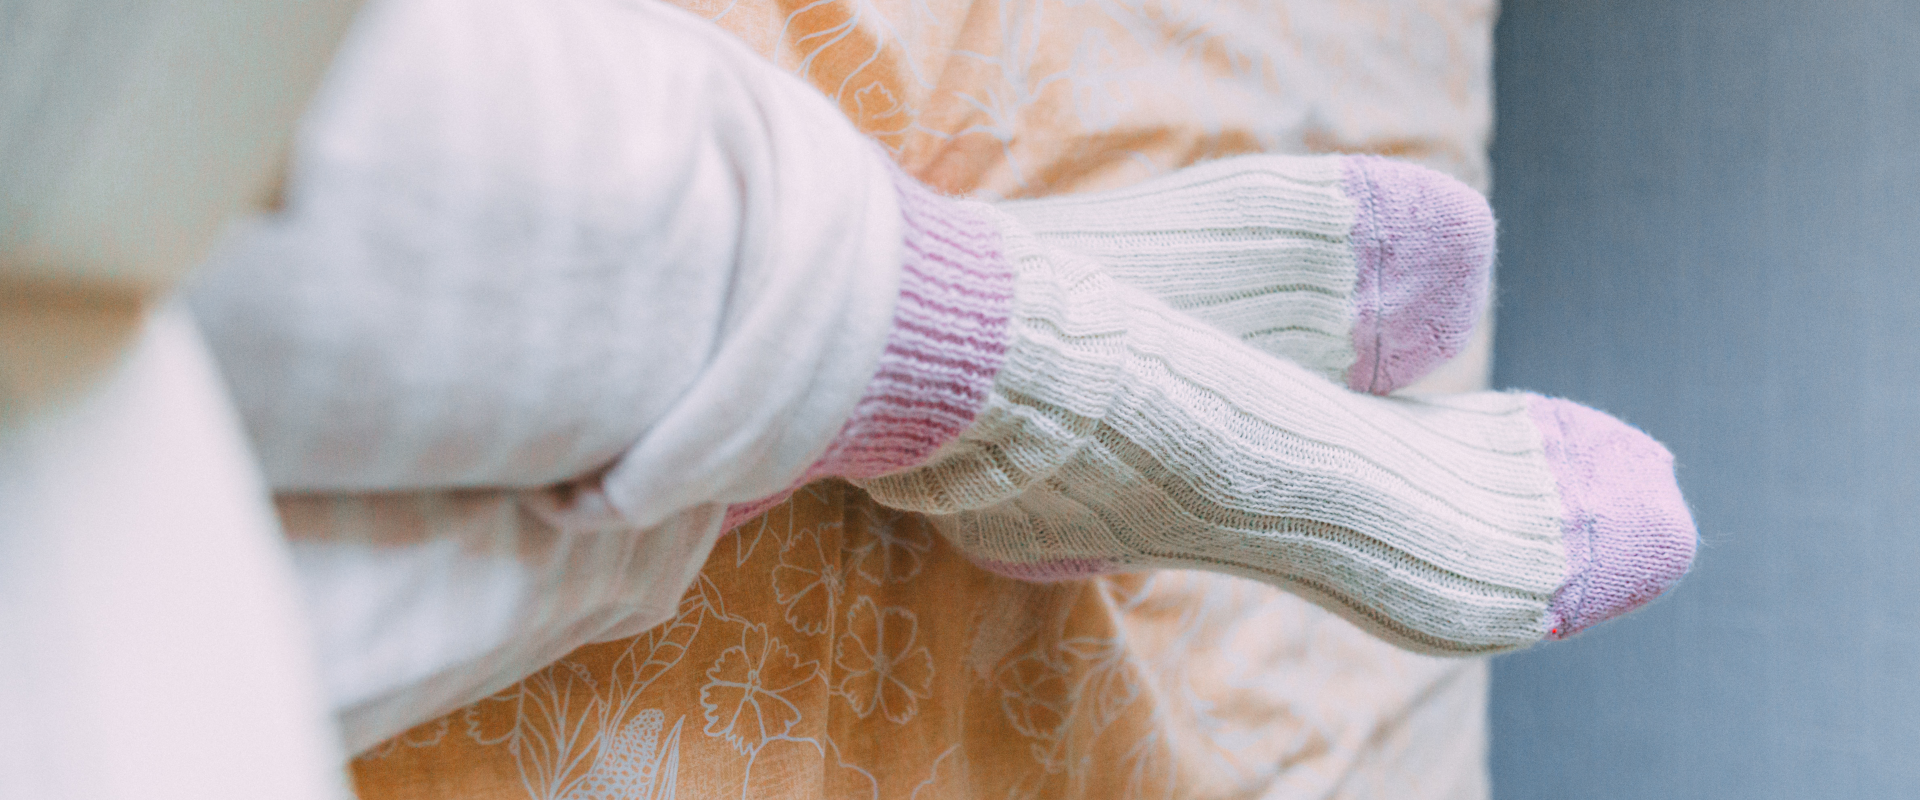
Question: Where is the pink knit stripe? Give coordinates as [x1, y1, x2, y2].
[1528, 396, 1697, 639]
[723, 164, 1014, 531]
[1342, 156, 1495, 395]
[879, 332, 1005, 381]
[893, 311, 1010, 357]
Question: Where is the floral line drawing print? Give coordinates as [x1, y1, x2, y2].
[359, 716, 450, 760]
[772, 520, 849, 636]
[993, 623, 1145, 776]
[942, 0, 1075, 189]
[728, 507, 778, 568]
[835, 596, 935, 723]
[562, 709, 683, 800]
[605, 594, 707, 712]
[465, 660, 605, 800]
[854, 80, 908, 131]
[777, 0, 945, 137]
[906, 743, 963, 800]
[1056, 635, 1138, 730]
[997, 649, 1072, 759]
[740, 734, 882, 800]
[700, 622, 820, 755]
[458, 591, 707, 800]
[726, 482, 829, 567]
[846, 502, 931, 585]
[785, 0, 885, 96]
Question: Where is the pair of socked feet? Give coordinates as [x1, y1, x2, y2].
[744, 153, 1696, 656]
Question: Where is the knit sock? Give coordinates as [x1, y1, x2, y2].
[722, 166, 1014, 530]
[732, 153, 1490, 527]
[859, 203, 1695, 654]
[999, 154, 1494, 395]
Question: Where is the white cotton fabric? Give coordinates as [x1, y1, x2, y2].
[190, 0, 902, 512]
[186, 0, 905, 750]
[864, 208, 1569, 654]
[278, 490, 732, 753]
[0, 306, 348, 800]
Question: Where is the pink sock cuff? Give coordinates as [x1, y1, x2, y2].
[724, 162, 1014, 530]
[1529, 396, 1697, 639]
[1343, 156, 1496, 394]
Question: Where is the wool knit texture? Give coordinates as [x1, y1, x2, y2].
[1530, 397, 1697, 639]
[1344, 155, 1496, 394]
[998, 154, 1492, 395]
[723, 165, 1014, 530]
[863, 205, 1577, 654]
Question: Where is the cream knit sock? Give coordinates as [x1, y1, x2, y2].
[862, 205, 1694, 655]
[1000, 154, 1494, 394]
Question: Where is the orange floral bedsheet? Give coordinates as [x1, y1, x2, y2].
[350, 0, 1498, 797]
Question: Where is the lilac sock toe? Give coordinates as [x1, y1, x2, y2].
[1342, 156, 1496, 394]
[1528, 396, 1697, 639]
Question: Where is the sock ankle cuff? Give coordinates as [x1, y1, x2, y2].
[824, 164, 1015, 479]
[723, 162, 1015, 530]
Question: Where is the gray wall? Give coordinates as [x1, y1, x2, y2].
[1486, 1, 1920, 797]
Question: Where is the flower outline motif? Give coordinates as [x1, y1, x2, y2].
[699, 623, 819, 755]
[996, 650, 1072, 746]
[835, 596, 935, 724]
[772, 521, 848, 635]
[846, 503, 933, 585]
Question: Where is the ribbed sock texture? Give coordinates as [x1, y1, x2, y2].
[999, 154, 1492, 395]
[998, 155, 1359, 383]
[864, 205, 1692, 654]
[723, 165, 1014, 530]
[720, 160, 1690, 652]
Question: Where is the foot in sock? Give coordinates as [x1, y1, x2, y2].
[999, 154, 1494, 395]
[1529, 396, 1696, 640]
[730, 152, 1491, 528]
[730, 160, 1688, 653]
[849, 183, 1692, 653]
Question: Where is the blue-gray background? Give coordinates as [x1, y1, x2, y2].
[1487, 1, 1920, 797]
